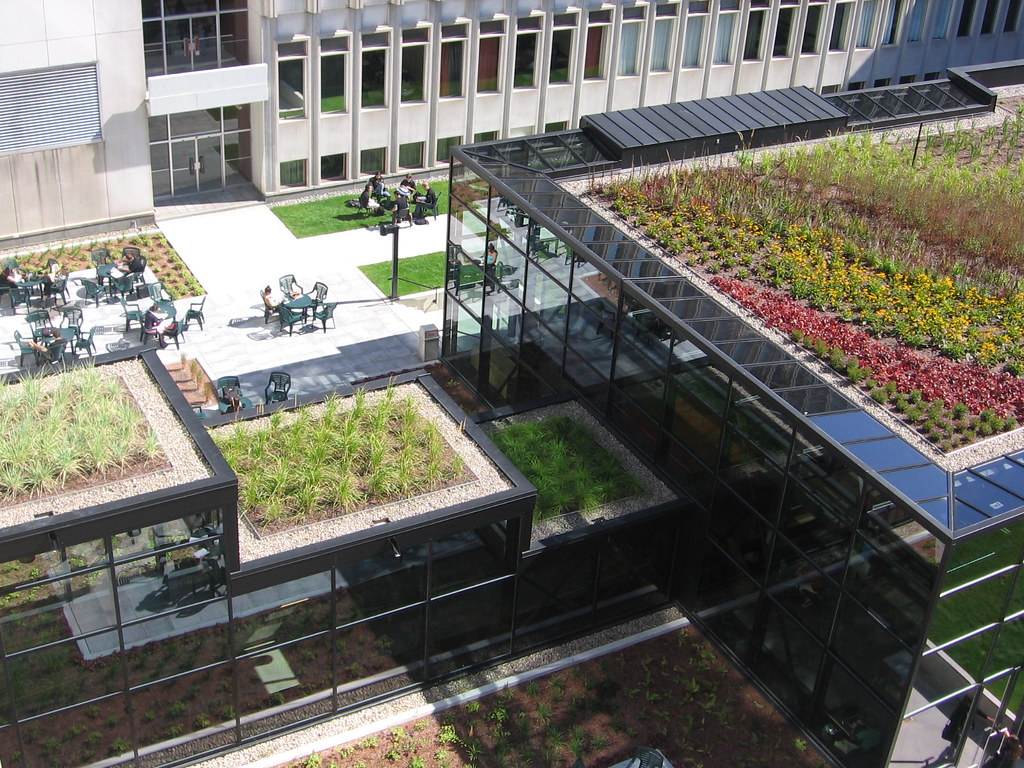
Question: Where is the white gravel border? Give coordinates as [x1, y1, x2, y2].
[211, 381, 514, 563]
[0, 359, 212, 529]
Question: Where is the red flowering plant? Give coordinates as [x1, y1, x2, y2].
[712, 277, 1023, 448]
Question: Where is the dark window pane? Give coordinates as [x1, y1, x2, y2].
[428, 580, 513, 677]
[362, 49, 386, 106]
[430, 523, 513, 596]
[550, 29, 573, 82]
[833, 597, 912, 708]
[478, 37, 501, 91]
[439, 40, 463, 96]
[337, 542, 428, 625]
[321, 53, 346, 112]
[401, 45, 425, 102]
[514, 32, 538, 87]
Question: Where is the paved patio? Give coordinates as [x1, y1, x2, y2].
[0, 205, 447, 406]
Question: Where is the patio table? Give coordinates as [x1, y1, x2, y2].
[155, 299, 177, 318]
[285, 294, 313, 321]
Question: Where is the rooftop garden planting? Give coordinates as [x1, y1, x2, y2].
[10, 232, 202, 300]
[283, 627, 828, 768]
[491, 416, 644, 521]
[212, 387, 466, 535]
[597, 108, 1024, 451]
[0, 367, 162, 503]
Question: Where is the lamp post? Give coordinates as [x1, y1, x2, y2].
[378, 221, 400, 300]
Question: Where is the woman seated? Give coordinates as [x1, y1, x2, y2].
[1, 266, 23, 287]
[145, 304, 176, 347]
[261, 286, 281, 310]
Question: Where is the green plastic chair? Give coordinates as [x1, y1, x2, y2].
[277, 304, 303, 336]
[183, 296, 206, 331]
[119, 298, 143, 333]
[264, 371, 291, 403]
[9, 286, 31, 313]
[81, 278, 105, 307]
[13, 331, 36, 366]
[313, 301, 338, 333]
[216, 376, 252, 413]
[74, 326, 97, 358]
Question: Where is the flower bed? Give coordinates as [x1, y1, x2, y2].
[10, 232, 202, 300]
[597, 113, 1024, 449]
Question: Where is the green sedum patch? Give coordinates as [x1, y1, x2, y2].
[492, 416, 644, 521]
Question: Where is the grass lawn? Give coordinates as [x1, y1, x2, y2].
[359, 252, 487, 296]
[359, 251, 446, 296]
[273, 180, 450, 238]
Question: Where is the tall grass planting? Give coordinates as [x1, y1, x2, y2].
[212, 388, 464, 532]
[491, 417, 644, 521]
[0, 368, 161, 501]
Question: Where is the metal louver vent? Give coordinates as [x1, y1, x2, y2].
[0, 64, 102, 156]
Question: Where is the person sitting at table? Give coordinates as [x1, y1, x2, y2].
[414, 183, 437, 219]
[399, 173, 417, 192]
[117, 251, 146, 275]
[261, 285, 285, 313]
[358, 184, 380, 211]
[145, 303, 175, 347]
[1, 266, 23, 287]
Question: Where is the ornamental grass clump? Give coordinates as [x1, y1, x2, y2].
[213, 388, 464, 532]
[0, 367, 161, 501]
[492, 416, 644, 521]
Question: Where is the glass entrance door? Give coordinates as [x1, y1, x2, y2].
[170, 136, 223, 196]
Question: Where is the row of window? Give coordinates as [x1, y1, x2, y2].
[275, 0, 1021, 121]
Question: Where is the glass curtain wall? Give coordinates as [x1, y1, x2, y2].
[442, 152, 947, 768]
[897, 515, 1024, 766]
[0, 500, 676, 768]
[142, 0, 248, 77]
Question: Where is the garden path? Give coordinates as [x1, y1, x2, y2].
[0, 204, 447, 406]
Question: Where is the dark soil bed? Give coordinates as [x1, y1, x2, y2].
[285, 627, 827, 768]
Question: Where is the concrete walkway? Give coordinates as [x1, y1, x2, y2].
[0, 205, 447, 406]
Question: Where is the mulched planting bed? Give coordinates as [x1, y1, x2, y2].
[283, 627, 827, 768]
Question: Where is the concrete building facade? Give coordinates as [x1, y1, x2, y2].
[1, 0, 1023, 244]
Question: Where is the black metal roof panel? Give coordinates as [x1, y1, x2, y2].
[582, 86, 848, 154]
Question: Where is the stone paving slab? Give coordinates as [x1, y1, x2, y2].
[0, 205, 446, 408]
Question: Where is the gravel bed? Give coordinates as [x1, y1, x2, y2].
[561, 88, 1024, 473]
[0, 359, 213, 529]
[481, 400, 677, 541]
[214, 381, 513, 562]
[187, 606, 687, 768]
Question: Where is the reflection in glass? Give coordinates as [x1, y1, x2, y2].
[9, 632, 122, 718]
[815, 663, 894, 768]
[429, 580, 513, 677]
[337, 543, 428, 626]
[833, 597, 912, 708]
[751, 600, 823, 716]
